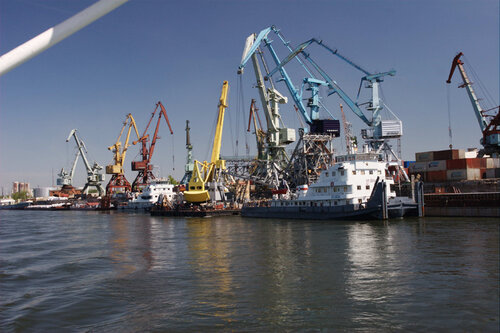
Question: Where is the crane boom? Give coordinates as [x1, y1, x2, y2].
[211, 81, 229, 164]
[446, 52, 488, 131]
[447, 52, 500, 157]
[107, 113, 140, 174]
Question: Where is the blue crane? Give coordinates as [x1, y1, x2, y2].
[238, 26, 401, 142]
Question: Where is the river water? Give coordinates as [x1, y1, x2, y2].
[0, 210, 498, 332]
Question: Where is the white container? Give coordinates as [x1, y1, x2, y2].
[464, 150, 478, 159]
[486, 158, 500, 169]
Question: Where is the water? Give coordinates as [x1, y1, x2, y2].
[1, 210, 498, 332]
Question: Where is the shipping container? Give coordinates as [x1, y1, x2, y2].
[415, 151, 434, 162]
[409, 161, 428, 173]
[464, 150, 478, 159]
[427, 170, 447, 182]
[403, 161, 415, 168]
[447, 168, 481, 181]
[486, 158, 500, 169]
[485, 168, 500, 179]
[427, 160, 447, 171]
[446, 158, 482, 170]
[433, 149, 465, 161]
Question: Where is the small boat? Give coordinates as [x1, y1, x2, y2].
[242, 152, 423, 220]
[120, 178, 175, 211]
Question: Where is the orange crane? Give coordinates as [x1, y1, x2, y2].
[131, 101, 173, 192]
[106, 113, 140, 194]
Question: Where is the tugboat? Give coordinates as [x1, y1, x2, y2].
[242, 152, 424, 220]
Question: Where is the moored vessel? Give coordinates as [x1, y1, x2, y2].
[119, 178, 175, 211]
[242, 153, 423, 220]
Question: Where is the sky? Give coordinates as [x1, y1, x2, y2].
[0, 0, 498, 192]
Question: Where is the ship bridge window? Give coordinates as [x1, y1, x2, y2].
[340, 170, 345, 176]
[352, 170, 356, 175]
[332, 171, 336, 176]
[369, 170, 373, 175]
[366, 185, 370, 190]
[357, 185, 361, 190]
[325, 172, 329, 177]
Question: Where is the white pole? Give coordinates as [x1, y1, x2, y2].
[0, 0, 129, 76]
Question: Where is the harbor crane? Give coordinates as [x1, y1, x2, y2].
[131, 101, 173, 192]
[184, 81, 229, 203]
[57, 146, 81, 187]
[106, 113, 140, 194]
[180, 120, 194, 186]
[446, 52, 500, 157]
[65, 129, 105, 196]
[239, 26, 407, 185]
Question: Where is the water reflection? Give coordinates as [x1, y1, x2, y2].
[186, 218, 237, 324]
[108, 214, 157, 277]
[346, 222, 412, 302]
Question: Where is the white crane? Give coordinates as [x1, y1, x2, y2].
[57, 147, 81, 187]
[67, 129, 105, 196]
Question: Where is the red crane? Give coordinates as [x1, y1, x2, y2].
[131, 101, 173, 192]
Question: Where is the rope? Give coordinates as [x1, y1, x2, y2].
[446, 84, 453, 148]
[463, 55, 497, 109]
[171, 133, 175, 171]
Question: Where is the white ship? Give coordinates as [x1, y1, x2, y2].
[242, 153, 423, 220]
[121, 179, 175, 211]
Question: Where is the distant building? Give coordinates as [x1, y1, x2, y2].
[12, 182, 30, 194]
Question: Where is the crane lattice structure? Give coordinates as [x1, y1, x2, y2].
[131, 101, 173, 192]
[65, 129, 105, 196]
[180, 120, 194, 185]
[239, 26, 407, 187]
[106, 113, 140, 194]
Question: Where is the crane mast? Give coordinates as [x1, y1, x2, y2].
[180, 120, 194, 185]
[66, 129, 105, 196]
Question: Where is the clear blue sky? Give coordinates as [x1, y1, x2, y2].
[0, 0, 498, 192]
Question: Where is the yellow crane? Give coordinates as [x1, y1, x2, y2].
[106, 113, 140, 194]
[184, 81, 229, 203]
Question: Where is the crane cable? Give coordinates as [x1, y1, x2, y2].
[446, 83, 453, 149]
[463, 55, 497, 110]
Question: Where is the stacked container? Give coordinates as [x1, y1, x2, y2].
[408, 149, 500, 182]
